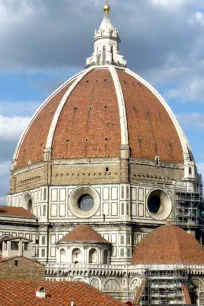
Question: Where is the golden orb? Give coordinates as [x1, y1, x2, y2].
[104, 4, 111, 14]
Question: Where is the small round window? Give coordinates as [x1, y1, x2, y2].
[69, 186, 100, 218]
[78, 195, 94, 212]
[147, 189, 172, 221]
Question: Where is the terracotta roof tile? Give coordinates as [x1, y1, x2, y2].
[58, 225, 110, 244]
[0, 207, 35, 219]
[132, 223, 204, 265]
[15, 68, 185, 170]
[117, 69, 183, 163]
[52, 69, 121, 159]
[16, 81, 74, 169]
[0, 280, 123, 305]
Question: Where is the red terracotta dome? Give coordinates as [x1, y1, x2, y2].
[13, 67, 187, 170]
[57, 225, 109, 244]
[132, 223, 204, 265]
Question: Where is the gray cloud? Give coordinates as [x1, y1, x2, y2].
[0, 1, 201, 70]
[0, 0, 204, 101]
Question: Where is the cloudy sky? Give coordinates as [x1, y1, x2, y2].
[0, 0, 204, 205]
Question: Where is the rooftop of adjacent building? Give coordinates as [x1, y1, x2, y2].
[0, 206, 35, 219]
[0, 280, 124, 305]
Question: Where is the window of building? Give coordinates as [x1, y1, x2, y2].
[89, 248, 97, 264]
[41, 236, 46, 245]
[41, 249, 45, 258]
[72, 248, 82, 264]
[4, 242, 7, 250]
[60, 249, 66, 263]
[11, 241, 19, 251]
[120, 235, 125, 245]
[78, 195, 94, 212]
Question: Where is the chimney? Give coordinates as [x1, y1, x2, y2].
[36, 287, 46, 299]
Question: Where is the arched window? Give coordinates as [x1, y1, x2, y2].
[90, 278, 100, 289]
[189, 167, 192, 175]
[60, 249, 66, 263]
[89, 248, 97, 263]
[24, 193, 32, 212]
[104, 279, 121, 292]
[72, 248, 81, 264]
[104, 249, 108, 264]
[102, 46, 106, 65]
[28, 199, 32, 212]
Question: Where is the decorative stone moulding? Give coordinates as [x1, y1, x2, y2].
[146, 189, 172, 221]
[69, 186, 100, 219]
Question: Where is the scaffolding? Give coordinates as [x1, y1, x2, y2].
[139, 269, 188, 305]
[174, 181, 203, 229]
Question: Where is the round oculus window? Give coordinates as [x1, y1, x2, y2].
[69, 186, 100, 218]
[78, 194, 94, 212]
[147, 189, 172, 221]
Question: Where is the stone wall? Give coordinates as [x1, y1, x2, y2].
[0, 257, 45, 281]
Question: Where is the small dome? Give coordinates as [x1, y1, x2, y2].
[132, 223, 204, 265]
[57, 225, 110, 244]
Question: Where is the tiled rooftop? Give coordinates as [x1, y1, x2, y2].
[0, 207, 35, 219]
[0, 280, 123, 305]
[132, 223, 204, 265]
[58, 225, 110, 244]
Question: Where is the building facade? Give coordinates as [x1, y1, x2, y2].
[0, 2, 204, 305]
